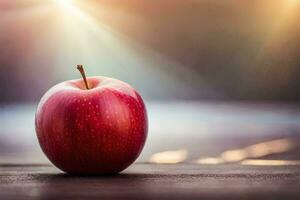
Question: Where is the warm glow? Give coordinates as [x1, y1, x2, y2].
[149, 149, 188, 164]
[221, 139, 294, 162]
[220, 138, 294, 162]
[196, 157, 224, 165]
[241, 159, 300, 166]
[53, 0, 96, 27]
[221, 149, 247, 162]
[256, 0, 300, 61]
[246, 139, 294, 158]
[195, 138, 295, 164]
[53, 0, 75, 9]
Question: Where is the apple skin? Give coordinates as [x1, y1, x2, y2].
[35, 76, 148, 175]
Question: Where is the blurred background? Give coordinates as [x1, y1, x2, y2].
[0, 0, 300, 166]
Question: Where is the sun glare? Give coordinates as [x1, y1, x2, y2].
[53, 0, 75, 9]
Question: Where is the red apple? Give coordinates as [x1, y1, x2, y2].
[35, 65, 148, 174]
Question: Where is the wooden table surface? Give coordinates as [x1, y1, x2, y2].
[1, 163, 300, 200]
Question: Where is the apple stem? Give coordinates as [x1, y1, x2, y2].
[77, 65, 89, 90]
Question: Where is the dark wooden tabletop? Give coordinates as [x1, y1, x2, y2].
[1, 163, 300, 200]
